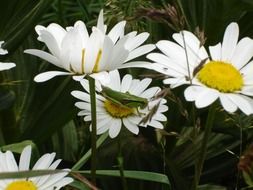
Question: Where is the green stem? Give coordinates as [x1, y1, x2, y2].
[191, 104, 216, 190]
[88, 76, 97, 184]
[117, 135, 128, 190]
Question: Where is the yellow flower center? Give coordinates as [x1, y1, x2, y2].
[104, 100, 135, 118]
[6, 180, 37, 190]
[197, 61, 243, 93]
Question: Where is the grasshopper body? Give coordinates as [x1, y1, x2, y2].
[101, 86, 148, 109]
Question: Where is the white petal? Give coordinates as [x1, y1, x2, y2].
[219, 93, 237, 113]
[108, 21, 126, 43]
[32, 153, 55, 170]
[241, 86, 253, 96]
[46, 23, 66, 45]
[231, 37, 253, 69]
[74, 20, 89, 46]
[125, 32, 149, 51]
[140, 87, 160, 99]
[85, 29, 103, 73]
[37, 170, 69, 189]
[153, 113, 167, 122]
[46, 177, 73, 190]
[108, 119, 122, 138]
[172, 31, 208, 68]
[147, 52, 187, 76]
[164, 77, 189, 88]
[148, 119, 164, 129]
[128, 78, 152, 95]
[24, 49, 61, 68]
[241, 60, 253, 76]
[121, 74, 132, 93]
[60, 28, 83, 72]
[90, 71, 110, 85]
[195, 88, 219, 108]
[125, 44, 155, 62]
[72, 75, 85, 81]
[36, 159, 62, 186]
[221, 22, 239, 61]
[0, 62, 16, 71]
[184, 85, 205, 101]
[0, 41, 8, 55]
[96, 9, 106, 33]
[80, 79, 90, 93]
[98, 36, 114, 71]
[19, 145, 32, 171]
[71, 91, 90, 102]
[123, 118, 139, 135]
[107, 70, 121, 90]
[118, 61, 153, 70]
[38, 30, 61, 57]
[227, 94, 253, 115]
[209, 43, 222, 61]
[34, 71, 72, 82]
[110, 41, 129, 69]
[6, 151, 18, 171]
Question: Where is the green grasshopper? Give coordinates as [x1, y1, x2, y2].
[101, 86, 148, 110]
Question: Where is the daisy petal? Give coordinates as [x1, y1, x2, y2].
[24, 49, 60, 68]
[121, 74, 132, 93]
[126, 44, 155, 62]
[228, 94, 253, 115]
[19, 145, 31, 171]
[108, 119, 122, 138]
[221, 22, 239, 61]
[209, 43, 222, 61]
[0, 62, 16, 71]
[195, 88, 219, 108]
[219, 93, 237, 113]
[123, 118, 139, 135]
[231, 37, 253, 69]
[34, 71, 72, 82]
[108, 21, 126, 43]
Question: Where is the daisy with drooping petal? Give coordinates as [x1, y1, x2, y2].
[147, 28, 209, 89]
[0, 41, 16, 71]
[71, 70, 168, 138]
[148, 22, 253, 115]
[0, 145, 73, 190]
[24, 10, 155, 83]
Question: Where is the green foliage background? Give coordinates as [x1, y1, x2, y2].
[1, 0, 253, 189]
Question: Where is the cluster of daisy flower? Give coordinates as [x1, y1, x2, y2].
[1, 8, 253, 190]
[0, 145, 73, 190]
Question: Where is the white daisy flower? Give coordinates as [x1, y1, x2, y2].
[0, 41, 16, 71]
[148, 22, 253, 115]
[24, 10, 155, 83]
[0, 145, 73, 190]
[71, 70, 168, 138]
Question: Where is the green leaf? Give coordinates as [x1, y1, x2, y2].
[0, 169, 66, 179]
[77, 170, 171, 188]
[197, 184, 226, 190]
[0, 140, 35, 153]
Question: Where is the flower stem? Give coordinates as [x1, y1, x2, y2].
[88, 76, 97, 184]
[192, 104, 216, 190]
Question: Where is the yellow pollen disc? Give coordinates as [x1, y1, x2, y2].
[197, 61, 243, 93]
[92, 49, 102, 73]
[6, 180, 37, 190]
[104, 100, 135, 118]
